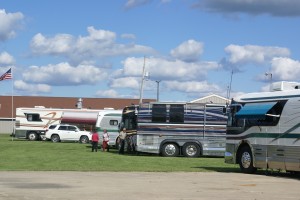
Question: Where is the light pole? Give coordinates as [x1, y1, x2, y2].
[265, 72, 273, 90]
[155, 80, 161, 102]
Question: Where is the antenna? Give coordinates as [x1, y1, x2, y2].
[227, 70, 233, 100]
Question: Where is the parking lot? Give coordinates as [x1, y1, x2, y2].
[0, 171, 299, 200]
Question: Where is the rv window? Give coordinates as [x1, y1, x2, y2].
[152, 104, 167, 123]
[169, 104, 184, 123]
[26, 113, 42, 122]
[110, 120, 118, 126]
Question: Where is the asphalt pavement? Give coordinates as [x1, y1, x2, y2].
[0, 171, 299, 200]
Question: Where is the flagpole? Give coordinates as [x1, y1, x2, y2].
[11, 67, 14, 141]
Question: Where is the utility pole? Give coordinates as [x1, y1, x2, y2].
[139, 56, 146, 106]
[155, 80, 161, 102]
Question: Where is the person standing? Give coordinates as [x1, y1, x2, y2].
[102, 129, 109, 152]
[118, 128, 127, 154]
[91, 129, 99, 152]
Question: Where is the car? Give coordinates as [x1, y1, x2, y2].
[45, 124, 92, 143]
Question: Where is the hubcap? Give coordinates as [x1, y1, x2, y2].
[186, 145, 197, 156]
[241, 152, 251, 168]
[165, 144, 176, 156]
[29, 134, 36, 140]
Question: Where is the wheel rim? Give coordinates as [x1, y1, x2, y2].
[241, 151, 251, 169]
[165, 144, 176, 156]
[28, 133, 36, 140]
[52, 136, 59, 142]
[81, 137, 88, 143]
[185, 145, 197, 156]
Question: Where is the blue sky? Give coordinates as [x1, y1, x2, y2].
[0, 0, 300, 102]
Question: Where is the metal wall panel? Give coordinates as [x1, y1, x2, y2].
[0, 119, 15, 134]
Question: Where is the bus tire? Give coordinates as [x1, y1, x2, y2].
[182, 142, 200, 157]
[51, 134, 60, 143]
[161, 143, 179, 157]
[28, 132, 38, 141]
[238, 145, 257, 174]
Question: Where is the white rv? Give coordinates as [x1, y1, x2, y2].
[225, 81, 300, 174]
[95, 109, 122, 146]
[14, 107, 101, 141]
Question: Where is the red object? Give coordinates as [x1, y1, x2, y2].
[0, 68, 12, 81]
[91, 132, 99, 142]
[102, 141, 108, 151]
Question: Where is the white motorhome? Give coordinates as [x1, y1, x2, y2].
[14, 107, 101, 141]
[95, 109, 122, 146]
[225, 81, 300, 174]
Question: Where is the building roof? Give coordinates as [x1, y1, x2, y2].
[189, 94, 229, 104]
[0, 96, 155, 118]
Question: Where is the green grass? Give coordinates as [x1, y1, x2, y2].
[0, 134, 239, 172]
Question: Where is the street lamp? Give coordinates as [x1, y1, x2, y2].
[265, 72, 273, 91]
[265, 72, 272, 81]
[155, 80, 161, 102]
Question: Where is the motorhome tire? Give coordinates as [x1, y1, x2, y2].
[28, 132, 38, 141]
[161, 143, 179, 157]
[238, 145, 257, 174]
[51, 134, 60, 143]
[80, 136, 89, 144]
[182, 143, 200, 157]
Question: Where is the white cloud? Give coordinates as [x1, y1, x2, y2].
[124, 0, 151, 9]
[225, 44, 290, 64]
[0, 9, 24, 41]
[14, 80, 51, 93]
[121, 33, 136, 40]
[0, 52, 15, 65]
[164, 80, 221, 93]
[30, 26, 155, 63]
[120, 57, 220, 81]
[109, 77, 140, 89]
[95, 89, 119, 98]
[195, 0, 300, 17]
[170, 40, 204, 62]
[30, 33, 74, 54]
[22, 62, 107, 86]
[271, 57, 300, 80]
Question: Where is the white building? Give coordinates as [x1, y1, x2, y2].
[190, 94, 230, 105]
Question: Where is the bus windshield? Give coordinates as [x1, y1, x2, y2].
[120, 106, 138, 132]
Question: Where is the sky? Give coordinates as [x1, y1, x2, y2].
[0, 0, 300, 102]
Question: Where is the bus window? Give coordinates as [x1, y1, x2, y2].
[169, 104, 184, 123]
[152, 104, 167, 123]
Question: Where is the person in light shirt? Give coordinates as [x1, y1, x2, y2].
[118, 128, 127, 154]
[102, 129, 109, 152]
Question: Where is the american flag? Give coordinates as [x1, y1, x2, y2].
[0, 68, 12, 81]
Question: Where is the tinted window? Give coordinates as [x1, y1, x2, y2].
[49, 125, 57, 129]
[68, 126, 77, 131]
[26, 113, 42, 122]
[152, 104, 167, 123]
[169, 104, 184, 123]
[58, 126, 67, 130]
[110, 120, 118, 126]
